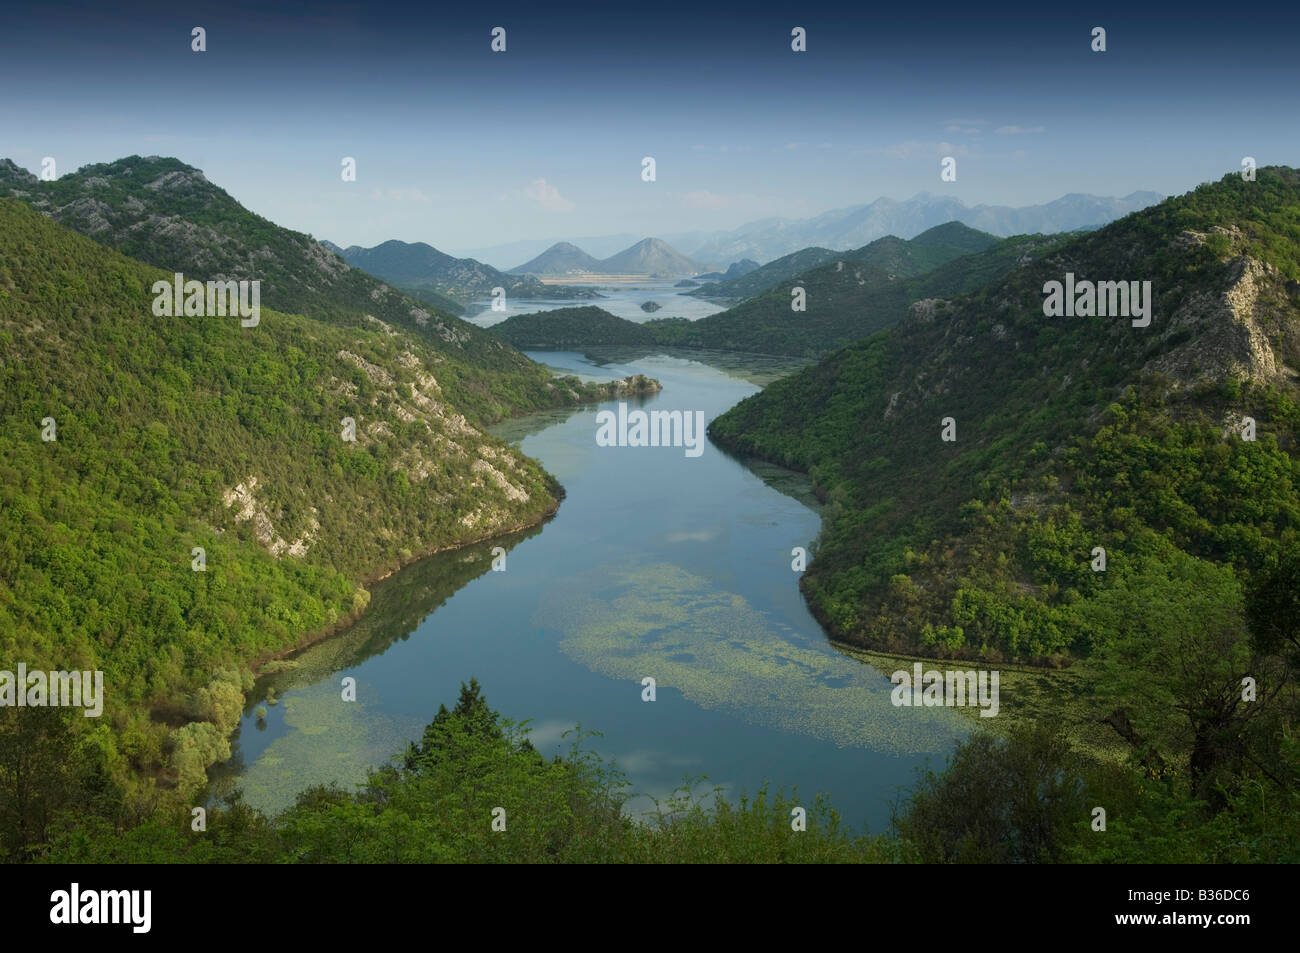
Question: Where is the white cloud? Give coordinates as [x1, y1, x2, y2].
[523, 177, 574, 212]
[995, 125, 1045, 135]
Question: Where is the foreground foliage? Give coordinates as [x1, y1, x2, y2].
[8, 677, 1295, 863]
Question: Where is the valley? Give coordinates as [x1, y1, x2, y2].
[2, 154, 1298, 867]
[209, 350, 967, 833]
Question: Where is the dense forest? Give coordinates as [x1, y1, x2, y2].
[704, 168, 1300, 857]
[0, 197, 653, 807]
[710, 167, 1300, 659]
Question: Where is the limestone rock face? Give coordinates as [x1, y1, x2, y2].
[1145, 255, 1284, 385]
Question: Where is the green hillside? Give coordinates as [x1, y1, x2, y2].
[710, 167, 1300, 661]
[0, 198, 642, 801]
[0, 156, 573, 424]
[658, 231, 1060, 357]
[689, 246, 841, 300]
[856, 221, 999, 271]
[705, 170, 1300, 849]
[689, 222, 1000, 305]
[490, 306, 664, 348]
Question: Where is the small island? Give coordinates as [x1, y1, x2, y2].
[640, 300, 662, 313]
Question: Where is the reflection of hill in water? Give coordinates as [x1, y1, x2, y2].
[207, 523, 546, 803]
[487, 403, 587, 444]
[256, 523, 546, 702]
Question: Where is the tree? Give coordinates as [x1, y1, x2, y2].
[402, 679, 501, 772]
[1245, 546, 1300, 664]
[1082, 552, 1285, 805]
[893, 723, 1088, 863]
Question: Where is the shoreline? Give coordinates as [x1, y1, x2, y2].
[197, 496, 565, 799]
[240, 370, 654, 679]
[241, 496, 564, 680]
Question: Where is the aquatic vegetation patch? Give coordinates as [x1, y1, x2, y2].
[538, 563, 967, 754]
[233, 683, 423, 814]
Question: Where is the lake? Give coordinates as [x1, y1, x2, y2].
[466, 279, 728, 325]
[210, 348, 968, 834]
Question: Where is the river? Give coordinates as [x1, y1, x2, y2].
[210, 348, 968, 833]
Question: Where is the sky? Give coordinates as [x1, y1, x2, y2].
[3, 0, 1298, 255]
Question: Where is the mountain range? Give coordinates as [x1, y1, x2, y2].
[490, 222, 1068, 357]
[460, 191, 1163, 271]
[324, 239, 599, 313]
[679, 191, 1165, 264]
[511, 237, 704, 276]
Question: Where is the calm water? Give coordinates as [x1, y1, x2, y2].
[212, 350, 967, 833]
[467, 279, 727, 325]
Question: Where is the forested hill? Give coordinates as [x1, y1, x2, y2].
[491, 306, 665, 348]
[654, 230, 1061, 357]
[710, 167, 1300, 661]
[0, 197, 639, 801]
[0, 156, 566, 424]
[687, 245, 840, 300]
[690, 221, 998, 302]
[489, 229, 1065, 358]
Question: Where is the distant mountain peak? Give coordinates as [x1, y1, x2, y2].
[599, 237, 701, 275]
[724, 258, 760, 279]
[510, 241, 604, 275]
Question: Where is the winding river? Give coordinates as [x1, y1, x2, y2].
[211, 348, 968, 833]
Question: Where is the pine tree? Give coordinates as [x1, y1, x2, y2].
[403, 679, 502, 772]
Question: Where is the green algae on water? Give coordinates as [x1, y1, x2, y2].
[536, 562, 967, 755]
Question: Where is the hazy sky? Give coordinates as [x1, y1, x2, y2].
[3, 1, 1297, 252]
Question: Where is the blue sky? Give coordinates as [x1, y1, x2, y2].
[3, 1, 1297, 252]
